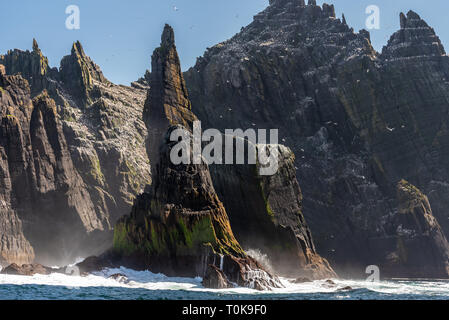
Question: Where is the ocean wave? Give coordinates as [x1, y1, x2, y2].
[1, 266, 449, 299]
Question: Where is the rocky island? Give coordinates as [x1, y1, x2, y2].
[2, 0, 449, 289]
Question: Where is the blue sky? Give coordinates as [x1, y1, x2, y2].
[1, 0, 448, 85]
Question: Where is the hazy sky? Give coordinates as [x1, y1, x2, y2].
[1, 0, 448, 85]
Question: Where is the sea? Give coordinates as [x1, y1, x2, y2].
[0, 266, 449, 300]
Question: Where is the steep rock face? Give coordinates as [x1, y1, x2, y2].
[0, 70, 35, 265]
[335, 10, 449, 276]
[112, 26, 282, 290]
[0, 41, 149, 265]
[0, 68, 105, 265]
[210, 141, 335, 278]
[185, 1, 449, 278]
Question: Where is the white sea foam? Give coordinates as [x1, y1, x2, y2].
[245, 248, 274, 273]
[0, 266, 449, 297]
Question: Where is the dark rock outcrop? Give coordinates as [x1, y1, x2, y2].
[0, 39, 53, 96]
[111, 25, 282, 290]
[59, 41, 108, 106]
[184, 1, 449, 278]
[0, 263, 53, 276]
[75, 255, 113, 274]
[113, 126, 282, 290]
[202, 264, 233, 289]
[377, 180, 449, 277]
[135, 70, 151, 88]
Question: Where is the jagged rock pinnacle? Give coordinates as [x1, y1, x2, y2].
[145, 23, 195, 127]
[144, 24, 197, 175]
[407, 10, 421, 20]
[400, 12, 407, 29]
[59, 40, 107, 105]
[342, 13, 347, 25]
[398, 10, 429, 29]
[308, 0, 316, 5]
[383, 9, 445, 58]
[32, 39, 39, 52]
[322, 3, 335, 17]
[71, 41, 86, 58]
[161, 24, 175, 48]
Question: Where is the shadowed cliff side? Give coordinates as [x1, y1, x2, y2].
[210, 138, 336, 279]
[0, 66, 35, 265]
[185, 0, 449, 278]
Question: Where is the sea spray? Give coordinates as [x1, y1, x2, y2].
[245, 249, 274, 273]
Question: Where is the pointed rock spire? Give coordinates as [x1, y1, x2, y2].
[144, 24, 196, 128]
[308, 0, 316, 5]
[59, 41, 107, 105]
[59, 41, 93, 104]
[383, 10, 445, 58]
[342, 13, 347, 25]
[400, 12, 407, 29]
[32, 39, 39, 52]
[71, 40, 87, 58]
[113, 24, 282, 290]
[161, 24, 175, 49]
[143, 24, 197, 175]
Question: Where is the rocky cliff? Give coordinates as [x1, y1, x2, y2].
[0, 69, 102, 264]
[0, 66, 35, 265]
[0, 41, 149, 266]
[185, 0, 449, 278]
